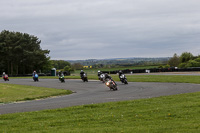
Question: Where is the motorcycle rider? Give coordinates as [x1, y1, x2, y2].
[119, 70, 128, 84]
[32, 70, 39, 81]
[58, 71, 64, 79]
[97, 70, 102, 80]
[2, 72, 5, 77]
[80, 70, 88, 82]
[119, 70, 123, 78]
[104, 73, 111, 81]
[104, 73, 117, 85]
[58, 70, 65, 82]
[2, 72, 9, 81]
[32, 71, 36, 78]
[80, 70, 85, 79]
[58, 71, 61, 76]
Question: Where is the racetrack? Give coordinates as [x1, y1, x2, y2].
[0, 78, 200, 115]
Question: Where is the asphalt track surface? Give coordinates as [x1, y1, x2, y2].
[0, 78, 200, 115]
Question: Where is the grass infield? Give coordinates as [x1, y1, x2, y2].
[0, 83, 72, 104]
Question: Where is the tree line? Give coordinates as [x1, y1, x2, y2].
[52, 52, 200, 71]
[0, 30, 51, 75]
[168, 52, 200, 68]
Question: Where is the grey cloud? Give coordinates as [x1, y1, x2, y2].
[1, 0, 200, 60]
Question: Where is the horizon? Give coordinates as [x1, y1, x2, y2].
[51, 56, 171, 61]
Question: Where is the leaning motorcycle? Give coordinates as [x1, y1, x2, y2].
[59, 75, 65, 83]
[81, 73, 88, 82]
[100, 73, 105, 83]
[3, 74, 9, 81]
[33, 74, 39, 82]
[120, 74, 128, 84]
[105, 79, 118, 91]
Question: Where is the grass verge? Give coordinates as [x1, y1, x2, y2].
[0, 83, 72, 103]
[0, 92, 200, 132]
[124, 75, 200, 84]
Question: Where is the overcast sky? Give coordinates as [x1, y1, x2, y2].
[1, 0, 200, 60]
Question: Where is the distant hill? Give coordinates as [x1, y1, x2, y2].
[66, 57, 170, 66]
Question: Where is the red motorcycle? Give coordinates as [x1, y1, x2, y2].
[3, 74, 9, 81]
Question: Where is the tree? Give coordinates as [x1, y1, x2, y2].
[0, 30, 50, 75]
[51, 60, 71, 70]
[64, 65, 74, 72]
[186, 60, 200, 67]
[180, 52, 194, 63]
[168, 53, 180, 67]
[179, 57, 200, 68]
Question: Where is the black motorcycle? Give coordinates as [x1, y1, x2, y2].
[120, 74, 128, 84]
[105, 79, 118, 91]
[59, 75, 65, 83]
[33, 74, 39, 82]
[81, 73, 88, 82]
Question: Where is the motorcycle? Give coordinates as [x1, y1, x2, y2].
[105, 79, 118, 91]
[120, 74, 128, 84]
[81, 73, 88, 82]
[33, 74, 39, 82]
[3, 74, 9, 81]
[100, 73, 105, 83]
[59, 75, 65, 83]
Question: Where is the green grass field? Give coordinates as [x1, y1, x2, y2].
[0, 83, 72, 103]
[0, 92, 200, 132]
[125, 75, 200, 84]
[1, 73, 200, 132]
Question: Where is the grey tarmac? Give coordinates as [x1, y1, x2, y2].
[0, 78, 200, 115]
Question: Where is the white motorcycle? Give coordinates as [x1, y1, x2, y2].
[100, 73, 105, 83]
[120, 74, 128, 84]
